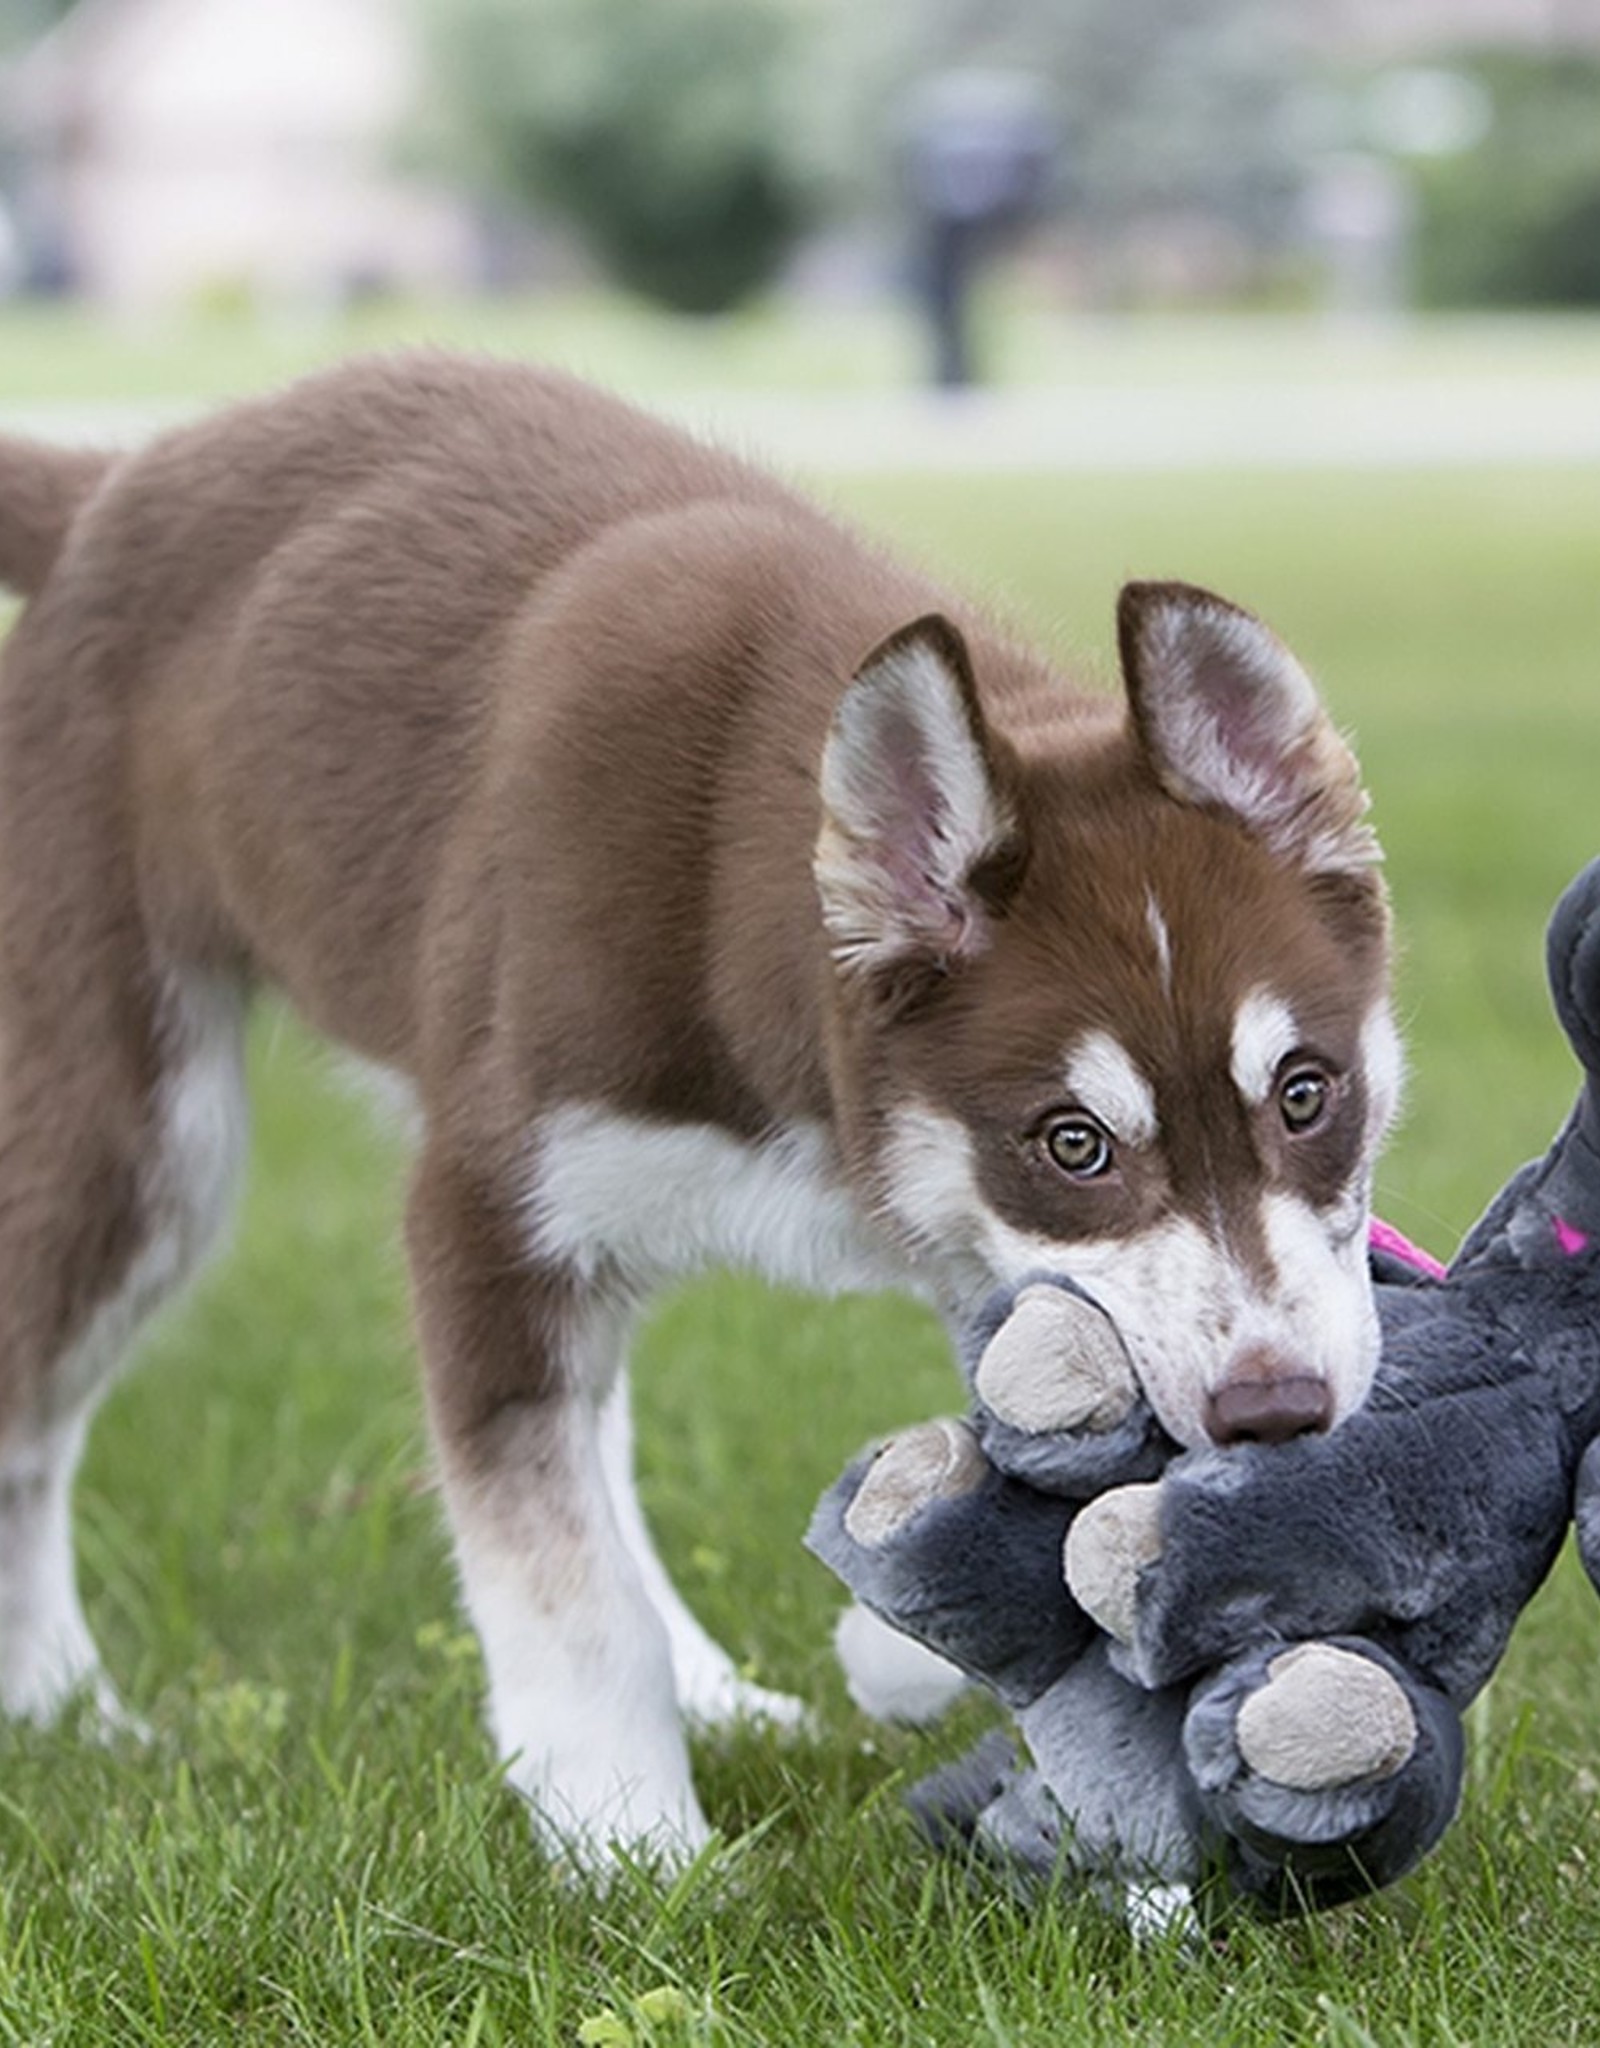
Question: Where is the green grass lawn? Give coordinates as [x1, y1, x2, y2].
[1, 443, 1598, 2042]
[4, 290, 1600, 404]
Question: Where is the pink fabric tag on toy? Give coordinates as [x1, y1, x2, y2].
[1369, 1216, 1448, 1281]
[1555, 1216, 1590, 1257]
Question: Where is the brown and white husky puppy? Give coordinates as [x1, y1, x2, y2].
[0, 354, 1399, 1866]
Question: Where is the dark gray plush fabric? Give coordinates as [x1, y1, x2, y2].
[808, 856, 1600, 1918]
[1013, 1643, 1200, 1888]
[1122, 1266, 1588, 1704]
[809, 1452, 1092, 1709]
[1182, 1638, 1465, 1914]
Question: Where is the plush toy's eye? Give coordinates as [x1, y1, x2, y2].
[1045, 1115, 1114, 1179]
[1279, 1067, 1331, 1133]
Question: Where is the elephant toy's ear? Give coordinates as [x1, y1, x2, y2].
[1548, 856, 1600, 1093]
[1575, 1438, 1600, 1601]
[1451, 857, 1600, 1262]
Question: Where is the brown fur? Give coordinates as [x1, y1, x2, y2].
[0, 352, 1390, 1845]
[0, 441, 111, 599]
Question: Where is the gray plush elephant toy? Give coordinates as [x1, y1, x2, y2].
[808, 855, 1600, 1923]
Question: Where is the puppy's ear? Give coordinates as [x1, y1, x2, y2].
[816, 615, 1023, 995]
[1118, 581, 1380, 877]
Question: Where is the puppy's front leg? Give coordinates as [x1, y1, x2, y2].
[407, 1148, 708, 1870]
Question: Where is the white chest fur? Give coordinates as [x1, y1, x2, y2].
[523, 1106, 912, 1297]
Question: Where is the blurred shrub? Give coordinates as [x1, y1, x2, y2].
[1411, 52, 1600, 308]
[419, 0, 814, 315]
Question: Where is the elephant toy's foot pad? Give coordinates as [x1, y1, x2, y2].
[843, 1418, 987, 1548]
[1236, 1643, 1417, 1791]
[1063, 1482, 1164, 1644]
[975, 1284, 1140, 1435]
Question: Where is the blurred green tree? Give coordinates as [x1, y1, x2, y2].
[1410, 52, 1600, 308]
[419, 0, 815, 315]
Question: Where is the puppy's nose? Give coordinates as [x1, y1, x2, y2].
[1205, 1374, 1332, 1447]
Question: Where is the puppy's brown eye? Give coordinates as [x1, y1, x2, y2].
[1045, 1116, 1114, 1179]
[1279, 1068, 1330, 1132]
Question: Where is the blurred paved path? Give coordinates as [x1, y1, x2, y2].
[6, 375, 1600, 471]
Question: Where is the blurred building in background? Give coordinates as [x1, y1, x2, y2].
[1309, 0, 1600, 56]
[0, 0, 1598, 321]
[0, 0, 480, 307]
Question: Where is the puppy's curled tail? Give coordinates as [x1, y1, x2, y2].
[0, 434, 114, 597]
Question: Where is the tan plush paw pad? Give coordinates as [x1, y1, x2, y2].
[1236, 1643, 1417, 1791]
[1062, 1481, 1164, 1644]
[843, 1418, 987, 1548]
[975, 1285, 1139, 1435]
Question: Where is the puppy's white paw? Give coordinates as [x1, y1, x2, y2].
[1235, 1643, 1417, 1791]
[679, 1664, 812, 1736]
[842, 1417, 987, 1549]
[1062, 1482, 1165, 1644]
[1123, 1879, 1200, 1948]
[1, 1652, 145, 1744]
[77, 1681, 152, 1747]
[834, 1602, 970, 1725]
[516, 1756, 714, 1881]
[975, 1285, 1139, 1435]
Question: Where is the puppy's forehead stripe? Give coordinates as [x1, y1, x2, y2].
[1064, 1031, 1158, 1146]
[1231, 989, 1301, 1105]
[1144, 889, 1174, 1001]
